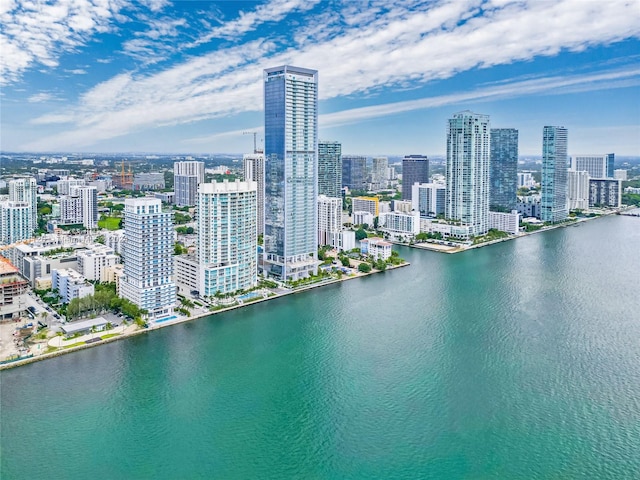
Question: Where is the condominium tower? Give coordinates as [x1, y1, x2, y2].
[174, 161, 205, 207]
[120, 198, 176, 319]
[570, 154, 614, 179]
[243, 153, 265, 235]
[198, 180, 258, 295]
[318, 141, 342, 197]
[371, 156, 388, 190]
[8, 177, 37, 228]
[402, 155, 429, 201]
[342, 155, 367, 192]
[541, 126, 569, 223]
[445, 111, 491, 236]
[490, 128, 518, 212]
[263, 65, 318, 281]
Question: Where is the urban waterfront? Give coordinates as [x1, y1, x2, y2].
[1, 215, 639, 479]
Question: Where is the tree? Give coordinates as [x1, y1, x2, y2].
[340, 256, 351, 267]
[375, 259, 387, 271]
[358, 263, 371, 273]
[355, 228, 367, 241]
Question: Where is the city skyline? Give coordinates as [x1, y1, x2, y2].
[1, 0, 639, 156]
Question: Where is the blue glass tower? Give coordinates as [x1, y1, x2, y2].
[490, 128, 518, 212]
[263, 66, 318, 281]
[541, 126, 569, 223]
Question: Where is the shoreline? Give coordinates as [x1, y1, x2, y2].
[0, 262, 410, 371]
[403, 209, 621, 254]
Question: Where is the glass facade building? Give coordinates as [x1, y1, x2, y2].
[541, 126, 569, 223]
[342, 155, 367, 191]
[446, 111, 491, 236]
[402, 155, 429, 201]
[120, 198, 176, 319]
[318, 141, 342, 198]
[489, 128, 519, 212]
[263, 65, 318, 281]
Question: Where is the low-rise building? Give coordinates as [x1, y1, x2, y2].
[60, 317, 109, 338]
[175, 254, 200, 297]
[52, 268, 94, 304]
[488, 210, 520, 235]
[360, 237, 392, 261]
[613, 169, 627, 181]
[379, 211, 421, 238]
[420, 220, 474, 240]
[133, 172, 165, 191]
[76, 245, 120, 282]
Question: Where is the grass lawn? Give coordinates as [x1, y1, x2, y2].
[100, 333, 120, 340]
[64, 342, 86, 349]
[98, 217, 122, 230]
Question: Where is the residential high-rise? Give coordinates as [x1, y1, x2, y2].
[317, 195, 342, 247]
[589, 178, 621, 208]
[371, 157, 388, 190]
[0, 202, 34, 245]
[567, 170, 590, 211]
[78, 186, 98, 229]
[120, 198, 176, 319]
[541, 126, 569, 223]
[174, 161, 205, 207]
[263, 65, 318, 281]
[445, 111, 491, 236]
[490, 128, 518, 211]
[342, 155, 367, 192]
[8, 177, 37, 228]
[243, 153, 265, 235]
[198, 180, 257, 295]
[318, 141, 342, 197]
[412, 183, 445, 217]
[570, 154, 614, 179]
[402, 155, 429, 201]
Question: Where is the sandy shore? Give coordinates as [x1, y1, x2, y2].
[0, 262, 410, 371]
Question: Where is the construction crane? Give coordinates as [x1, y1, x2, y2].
[243, 131, 258, 154]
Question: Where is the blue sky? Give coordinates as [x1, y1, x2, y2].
[1, 0, 639, 156]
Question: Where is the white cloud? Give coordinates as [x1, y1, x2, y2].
[27, 92, 55, 103]
[22, 0, 640, 150]
[0, 0, 126, 84]
[189, 0, 321, 47]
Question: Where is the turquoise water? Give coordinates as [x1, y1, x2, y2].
[1, 216, 639, 479]
[238, 291, 262, 301]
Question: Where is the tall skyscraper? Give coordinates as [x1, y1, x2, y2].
[243, 153, 265, 235]
[198, 180, 257, 295]
[8, 177, 37, 228]
[174, 161, 205, 207]
[445, 111, 490, 236]
[120, 198, 176, 319]
[318, 141, 342, 197]
[263, 65, 318, 281]
[541, 126, 569, 223]
[77, 186, 98, 229]
[342, 155, 367, 192]
[371, 156, 388, 190]
[569, 154, 614, 179]
[0, 202, 34, 245]
[490, 128, 519, 212]
[567, 170, 590, 211]
[402, 155, 429, 201]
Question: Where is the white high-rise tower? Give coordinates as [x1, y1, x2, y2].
[120, 198, 176, 319]
[445, 111, 491, 236]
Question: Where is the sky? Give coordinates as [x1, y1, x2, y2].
[1, 0, 639, 156]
